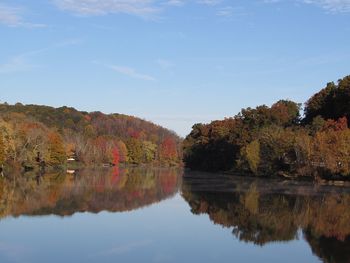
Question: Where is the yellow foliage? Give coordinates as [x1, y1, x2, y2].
[242, 140, 260, 174]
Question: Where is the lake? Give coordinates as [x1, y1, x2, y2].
[0, 167, 349, 263]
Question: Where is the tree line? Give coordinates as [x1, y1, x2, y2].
[183, 75, 350, 179]
[0, 103, 182, 171]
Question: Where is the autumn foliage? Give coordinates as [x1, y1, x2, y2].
[113, 147, 120, 166]
[0, 103, 182, 169]
[159, 137, 178, 165]
[47, 132, 66, 166]
[184, 75, 350, 179]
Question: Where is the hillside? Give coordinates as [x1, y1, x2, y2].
[0, 103, 182, 169]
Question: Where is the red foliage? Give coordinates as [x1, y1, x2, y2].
[113, 147, 120, 166]
[127, 128, 141, 139]
[160, 137, 177, 160]
[322, 117, 348, 132]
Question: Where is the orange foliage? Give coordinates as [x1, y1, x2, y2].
[322, 117, 348, 132]
[160, 137, 178, 161]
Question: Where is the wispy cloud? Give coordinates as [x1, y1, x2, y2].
[214, 5, 251, 18]
[264, 0, 350, 13]
[0, 4, 21, 26]
[96, 62, 156, 81]
[197, 0, 222, 6]
[0, 4, 45, 28]
[216, 6, 234, 17]
[263, 0, 282, 3]
[0, 39, 82, 74]
[54, 0, 160, 17]
[53, 0, 252, 18]
[165, 0, 185, 6]
[301, 0, 350, 13]
[110, 65, 156, 81]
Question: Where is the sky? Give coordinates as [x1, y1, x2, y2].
[1, 0, 350, 137]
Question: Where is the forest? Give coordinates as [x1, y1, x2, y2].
[183, 75, 350, 179]
[0, 103, 182, 171]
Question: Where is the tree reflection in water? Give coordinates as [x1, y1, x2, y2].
[181, 172, 350, 263]
[0, 167, 182, 218]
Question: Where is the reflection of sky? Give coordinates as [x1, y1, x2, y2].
[0, 194, 320, 263]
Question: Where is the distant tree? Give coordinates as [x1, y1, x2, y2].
[0, 132, 6, 165]
[117, 140, 128, 163]
[113, 147, 120, 166]
[84, 124, 96, 137]
[238, 105, 272, 129]
[271, 100, 301, 126]
[64, 119, 75, 129]
[309, 115, 326, 134]
[312, 127, 350, 176]
[47, 132, 66, 166]
[304, 82, 336, 123]
[0, 120, 15, 162]
[304, 75, 350, 124]
[159, 137, 178, 165]
[240, 140, 260, 174]
[142, 141, 157, 163]
[126, 138, 143, 164]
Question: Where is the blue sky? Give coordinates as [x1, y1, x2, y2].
[1, 0, 350, 136]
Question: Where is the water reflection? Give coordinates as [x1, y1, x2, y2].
[1, 168, 350, 263]
[181, 172, 350, 263]
[0, 167, 181, 219]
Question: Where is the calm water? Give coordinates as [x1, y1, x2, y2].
[0, 167, 349, 263]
